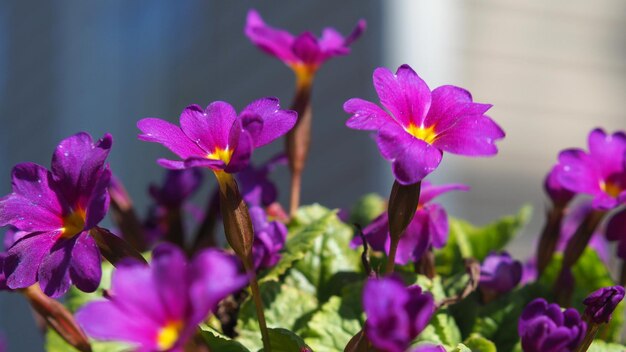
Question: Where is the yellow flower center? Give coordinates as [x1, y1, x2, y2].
[61, 209, 86, 238]
[406, 123, 438, 144]
[207, 147, 233, 165]
[601, 180, 622, 198]
[156, 321, 183, 351]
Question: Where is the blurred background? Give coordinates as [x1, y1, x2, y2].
[0, 0, 624, 350]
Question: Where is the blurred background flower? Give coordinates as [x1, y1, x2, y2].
[0, 0, 625, 350]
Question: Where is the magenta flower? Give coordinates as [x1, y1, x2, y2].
[237, 154, 286, 207]
[479, 251, 522, 293]
[137, 98, 297, 173]
[149, 169, 203, 209]
[583, 286, 625, 324]
[352, 181, 468, 264]
[245, 9, 365, 76]
[363, 276, 434, 352]
[345, 64, 504, 185]
[250, 206, 287, 270]
[545, 165, 575, 207]
[555, 128, 626, 210]
[0, 133, 112, 297]
[76, 243, 247, 352]
[518, 298, 586, 352]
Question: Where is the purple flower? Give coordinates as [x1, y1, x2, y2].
[250, 206, 287, 270]
[518, 298, 586, 352]
[545, 165, 575, 207]
[352, 181, 468, 264]
[479, 251, 522, 293]
[0, 133, 112, 297]
[345, 64, 504, 185]
[583, 286, 625, 324]
[76, 243, 247, 352]
[237, 154, 286, 207]
[137, 98, 297, 173]
[363, 276, 434, 352]
[245, 9, 365, 76]
[149, 169, 203, 209]
[555, 128, 626, 210]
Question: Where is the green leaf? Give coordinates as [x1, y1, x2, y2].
[259, 205, 337, 284]
[46, 330, 130, 352]
[588, 340, 626, 352]
[236, 281, 318, 351]
[300, 284, 364, 351]
[199, 325, 250, 352]
[436, 206, 531, 276]
[414, 310, 462, 347]
[261, 328, 311, 352]
[293, 205, 362, 301]
[452, 344, 472, 352]
[350, 193, 386, 227]
[462, 334, 497, 352]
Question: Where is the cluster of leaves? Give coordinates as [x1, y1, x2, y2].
[47, 195, 626, 351]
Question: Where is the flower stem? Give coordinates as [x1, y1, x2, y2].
[385, 237, 399, 274]
[286, 72, 314, 217]
[555, 210, 605, 305]
[214, 171, 271, 351]
[574, 322, 599, 352]
[536, 204, 566, 278]
[246, 261, 271, 352]
[620, 261, 626, 287]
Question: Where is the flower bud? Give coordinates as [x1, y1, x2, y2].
[583, 285, 625, 324]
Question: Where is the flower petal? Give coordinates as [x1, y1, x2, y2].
[425, 85, 491, 133]
[244, 9, 297, 64]
[70, 232, 102, 293]
[240, 97, 297, 148]
[377, 125, 442, 185]
[419, 183, 469, 204]
[51, 133, 112, 207]
[84, 168, 111, 229]
[179, 103, 237, 152]
[344, 98, 396, 131]
[292, 32, 321, 66]
[137, 118, 205, 159]
[431, 114, 504, 156]
[373, 65, 431, 128]
[0, 163, 64, 231]
[224, 124, 253, 174]
[152, 244, 189, 321]
[183, 157, 226, 171]
[76, 301, 157, 348]
[587, 128, 626, 177]
[38, 237, 75, 297]
[424, 204, 449, 248]
[4, 231, 58, 290]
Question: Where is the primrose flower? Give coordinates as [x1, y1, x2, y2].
[149, 169, 203, 209]
[352, 181, 468, 264]
[238, 154, 286, 207]
[363, 276, 434, 352]
[245, 9, 365, 78]
[0, 133, 112, 297]
[583, 286, 625, 324]
[545, 165, 576, 207]
[137, 98, 297, 174]
[479, 251, 522, 294]
[77, 243, 247, 352]
[250, 206, 287, 270]
[518, 298, 586, 352]
[555, 128, 626, 210]
[345, 64, 504, 185]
